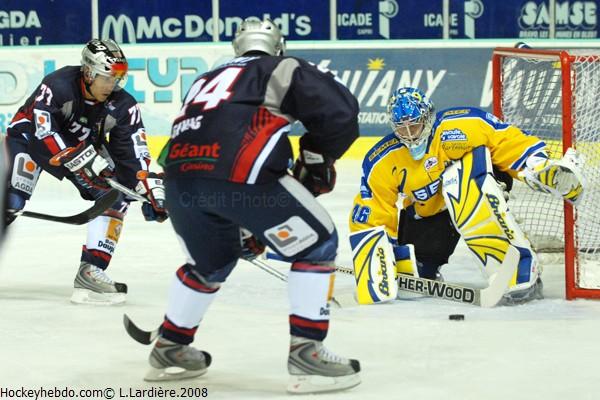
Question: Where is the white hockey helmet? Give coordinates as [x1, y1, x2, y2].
[232, 18, 285, 57]
[81, 39, 128, 90]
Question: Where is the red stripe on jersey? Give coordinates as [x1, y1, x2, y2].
[289, 315, 329, 331]
[10, 111, 31, 124]
[162, 317, 198, 336]
[43, 135, 61, 155]
[291, 262, 335, 274]
[176, 267, 219, 293]
[230, 107, 288, 183]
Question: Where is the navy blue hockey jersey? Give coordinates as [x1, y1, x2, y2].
[159, 55, 359, 184]
[8, 66, 150, 188]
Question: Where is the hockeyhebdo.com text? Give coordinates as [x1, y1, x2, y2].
[0, 386, 209, 399]
[179, 191, 295, 209]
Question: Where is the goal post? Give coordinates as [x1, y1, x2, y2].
[492, 46, 600, 300]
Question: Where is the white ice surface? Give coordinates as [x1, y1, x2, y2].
[1, 160, 599, 400]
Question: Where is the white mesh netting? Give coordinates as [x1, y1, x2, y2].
[499, 50, 600, 290]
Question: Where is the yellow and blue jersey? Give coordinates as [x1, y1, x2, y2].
[349, 107, 546, 239]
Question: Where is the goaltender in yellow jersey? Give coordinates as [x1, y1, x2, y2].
[350, 106, 543, 238]
[348, 87, 584, 306]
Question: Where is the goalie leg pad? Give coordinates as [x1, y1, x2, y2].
[441, 146, 540, 297]
[349, 226, 399, 304]
[393, 243, 417, 277]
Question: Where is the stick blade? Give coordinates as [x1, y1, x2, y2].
[21, 190, 120, 225]
[123, 314, 159, 345]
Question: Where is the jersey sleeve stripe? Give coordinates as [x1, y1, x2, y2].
[42, 134, 65, 155]
[510, 141, 546, 170]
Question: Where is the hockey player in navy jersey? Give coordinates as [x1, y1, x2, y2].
[141, 18, 361, 393]
[3, 39, 167, 305]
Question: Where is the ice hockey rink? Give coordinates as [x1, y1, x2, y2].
[1, 159, 599, 400]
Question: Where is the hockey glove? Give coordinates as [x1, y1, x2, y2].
[519, 148, 585, 205]
[135, 171, 168, 222]
[56, 143, 112, 190]
[292, 146, 336, 197]
[240, 228, 266, 261]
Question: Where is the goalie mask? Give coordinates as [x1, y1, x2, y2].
[81, 39, 128, 91]
[387, 87, 435, 160]
[232, 18, 285, 57]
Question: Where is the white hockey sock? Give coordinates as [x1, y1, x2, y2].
[288, 262, 335, 340]
[82, 209, 125, 267]
[165, 267, 219, 330]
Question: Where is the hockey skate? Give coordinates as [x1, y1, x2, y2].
[499, 277, 544, 306]
[287, 336, 361, 394]
[70, 262, 127, 305]
[145, 336, 212, 382]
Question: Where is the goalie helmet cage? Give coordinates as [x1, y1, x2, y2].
[492, 47, 600, 300]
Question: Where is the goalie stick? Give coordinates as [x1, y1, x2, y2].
[15, 189, 120, 225]
[265, 251, 512, 307]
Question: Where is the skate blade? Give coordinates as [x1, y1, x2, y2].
[70, 288, 126, 305]
[287, 373, 361, 394]
[144, 366, 208, 382]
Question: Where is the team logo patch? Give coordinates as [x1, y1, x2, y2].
[441, 129, 467, 142]
[10, 153, 40, 196]
[132, 129, 150, 159]
[264, 216, 318, 257]
[424, 156, 438, 171]
[33, 109, 52, 139]
[106, 218, 123, 242]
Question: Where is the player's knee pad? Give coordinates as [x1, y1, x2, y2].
[178, 264, 223, 290]
[441, 146, 540, 292]
[297, 229, 338, 264]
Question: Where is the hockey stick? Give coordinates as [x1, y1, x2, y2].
[123, 314, 159, 345]
[105, 178, 149, 203]
[265, 251, 512, 307]
[251, 257, 352, 307]
[15, 189, 120, 225]
[264, 251, 355, 277]
[249, 258, 288, 282]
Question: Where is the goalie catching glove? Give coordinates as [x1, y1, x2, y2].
[520, 147, 585, 205]
[292, 136, 336, 196]
[135, 171, 168, 223]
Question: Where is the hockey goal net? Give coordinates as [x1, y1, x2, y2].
[492, 47, 600, 300]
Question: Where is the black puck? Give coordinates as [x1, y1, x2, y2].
[449, 314, 465, 321]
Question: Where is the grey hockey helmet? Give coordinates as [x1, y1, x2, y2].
[81, 39, 128, 89]
[232, 18, 285, 57]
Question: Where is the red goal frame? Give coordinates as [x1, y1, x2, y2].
[492, 47, 600, 300]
